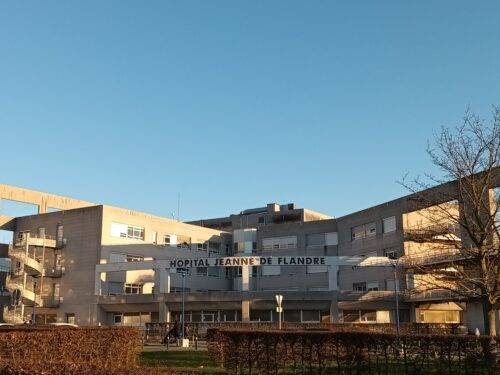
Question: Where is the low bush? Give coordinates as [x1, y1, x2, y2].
[207, 328, 498, 374]
[0, 326, 141, 374]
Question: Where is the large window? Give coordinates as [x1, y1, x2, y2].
[261, 265, 281, 276]
[351, 222, 376, 241]
[110, 222, 144, 240]
[196, 267, 208, 276]
[262, 236, 297, 251]
[420, 310, 459, 323]
[306, 232, 338, 247]
[124, 283, 142, 294]
[366, 281, 379, 291]
[383, 216, 396, 233]
[353, 282, 367, 292]
[176, 235, 191, 249]
[197, 242, 208, 252]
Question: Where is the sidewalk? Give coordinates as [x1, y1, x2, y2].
[142, 341, 207, 352]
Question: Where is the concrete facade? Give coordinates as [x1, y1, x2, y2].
[0, 182, 498, 332]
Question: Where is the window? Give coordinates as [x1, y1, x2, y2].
[176, 235, 191, 249]
[126, 255, 144, 262]
[175, 267, 190, 276]
[262, 265, 281, 276]
[307, 265, 328, 273]
[302, 310, 320, 322]
[110, 223, 144, 240]
[384, 248, 400, 259]
[225, 243, 231, 254]
[351, 222, 376, 241]
[66, 313, 75, 325]
[114, 314, 122, 324]
[197, 242, 208, 252]
[366, 281, 379, 291]
[420, 310, 459, 323]
[209, 241, 220, 254]
[124, 284, 142, 294]
[208, 267, 220, 277]
[258, 216, 265, 224]
[353, 282, 367, 292]
[151, 231, 157, 244]
[262, 236, 297, 251]
[196, 267, 208, 276]
[306, 233, 325, 247]
[164, 235, 171, 245]
[383, 216, 396, 234]
[386, 279, 400, 291]
[360, 310, 377, 322]
[325, 232, 338, 246]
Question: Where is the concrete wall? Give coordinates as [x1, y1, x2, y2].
[14, 206, 103, 325]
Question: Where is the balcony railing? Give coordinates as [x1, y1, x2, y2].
[404, 289, 462, 302]
[402, 248, 465, 267]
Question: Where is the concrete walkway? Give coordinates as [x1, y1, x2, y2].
[142, 341, 207, 352]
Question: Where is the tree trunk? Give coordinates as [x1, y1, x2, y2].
[488, 306, 497, 337]
[481, 297, 491, 335]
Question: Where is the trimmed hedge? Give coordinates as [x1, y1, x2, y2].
[0, 326, 141, 374]
[207, 328, 498, 374]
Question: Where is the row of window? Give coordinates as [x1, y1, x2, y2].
[351, 216, 396, 241]
[111, 222, 226, 252]
[352, 279, 400, 292]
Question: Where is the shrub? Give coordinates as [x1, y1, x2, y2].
[0, 326, 141, 374]
[207, 328, 498, 374]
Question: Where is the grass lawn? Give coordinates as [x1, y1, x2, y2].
[140, 350, 226, 374]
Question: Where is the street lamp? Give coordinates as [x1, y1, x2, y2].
[275, 294, 283, 330]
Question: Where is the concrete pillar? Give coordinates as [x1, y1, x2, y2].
[154, 268, 171, 294]
[330, 299, 339, 323]
[38, 199, 47, 214]
[241, 300, 250, 322]
[328, 266, 338, 291]
[159, 302, 170, 323]
[241, 265, 250, 291]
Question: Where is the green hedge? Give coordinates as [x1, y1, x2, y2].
[0, 326, 141, 374]
[207, 328, 498, 374]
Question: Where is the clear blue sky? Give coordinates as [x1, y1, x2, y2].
[1, 1, 499, 221]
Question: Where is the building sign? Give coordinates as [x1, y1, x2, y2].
[168, 256, 327, 269]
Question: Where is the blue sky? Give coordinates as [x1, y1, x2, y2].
[0, 1, 499, 221]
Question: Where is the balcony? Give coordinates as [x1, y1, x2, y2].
[340, 290, 400, 301]
[402, 248, 464, 268]
[404, 289, 463, 302]
[8, 247, 43, 275]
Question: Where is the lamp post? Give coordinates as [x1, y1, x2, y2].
[275, 294, 283, 330]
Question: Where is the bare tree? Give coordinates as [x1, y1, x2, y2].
[400, 107, 500, 336]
